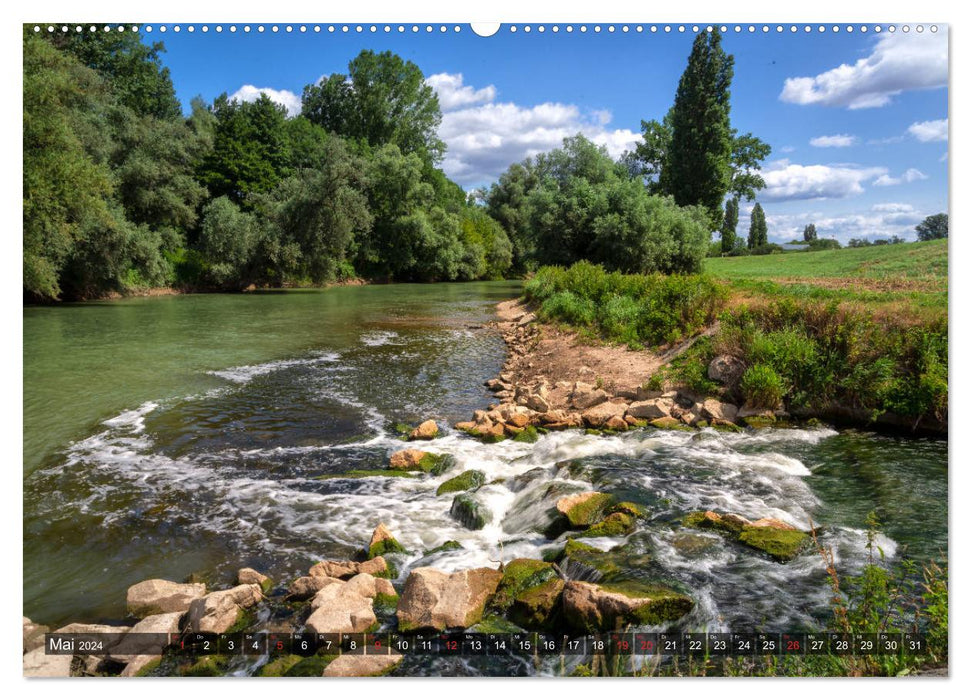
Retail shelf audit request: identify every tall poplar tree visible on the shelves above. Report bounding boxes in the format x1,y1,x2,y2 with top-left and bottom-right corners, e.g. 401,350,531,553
720,198,739,253
657,29,735,225
803,223,818,242
748,202,768,248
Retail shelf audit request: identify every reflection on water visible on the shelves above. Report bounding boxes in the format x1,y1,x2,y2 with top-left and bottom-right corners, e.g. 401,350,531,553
23,284,946,675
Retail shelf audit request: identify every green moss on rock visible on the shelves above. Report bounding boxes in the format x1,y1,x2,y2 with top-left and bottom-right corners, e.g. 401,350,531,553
492,559,559,612
436,470,486,496
561,492,613,528
467,613,524,635
738,526,809,562
449,493,492,530
284,654,338,676
418,452,454,475
424,540,463,556
650,417,691,430
258,654,303,677
512,425,540,443
369,537,406,559
608,501,646,519
562,540,621,578
182,655,229,677
578,512,635,538
598,582,695,626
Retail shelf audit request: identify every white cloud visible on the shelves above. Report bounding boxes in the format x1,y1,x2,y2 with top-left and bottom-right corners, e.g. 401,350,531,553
908,118,948,142
760,203,925,244
779,31,947,109
873,168,928,187
810,134,857,148
425,73,497,110
780,145,796,153
759,159,888,201
228,85,302,116
434,73,639,187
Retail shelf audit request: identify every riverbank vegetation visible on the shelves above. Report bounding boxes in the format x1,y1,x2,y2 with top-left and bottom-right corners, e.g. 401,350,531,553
524,255,947,430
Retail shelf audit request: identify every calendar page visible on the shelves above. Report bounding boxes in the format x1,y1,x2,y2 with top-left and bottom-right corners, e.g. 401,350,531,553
21,13,949,681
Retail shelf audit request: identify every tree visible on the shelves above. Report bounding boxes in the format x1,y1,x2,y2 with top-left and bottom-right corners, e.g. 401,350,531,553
915,213,948,241
198,93,292,206
49,28,182,120
198,196,258,287
656,29,735,224
748,202,768,248
803,223,818,242
302,50,445,163
720,198,739,253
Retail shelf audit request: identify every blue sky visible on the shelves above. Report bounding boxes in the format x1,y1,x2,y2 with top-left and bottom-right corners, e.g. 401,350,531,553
151,23,949,243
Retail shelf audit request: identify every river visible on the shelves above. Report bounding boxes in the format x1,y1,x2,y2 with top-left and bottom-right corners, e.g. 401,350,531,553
22,283,947,675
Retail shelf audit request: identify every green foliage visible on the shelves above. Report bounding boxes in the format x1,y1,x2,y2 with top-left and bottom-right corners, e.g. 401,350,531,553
525,262,728,347
720,198,738,253
915,213,948,241
747,202,768,248
807,238,841,251
487,135,713,276
198,197,258,287
739,363,785,407
803,223,818,242
302,49,445,164
658,30,735,223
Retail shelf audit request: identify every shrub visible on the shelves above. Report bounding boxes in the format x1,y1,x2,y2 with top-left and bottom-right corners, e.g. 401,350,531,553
539,291,597,327
739,363,785,408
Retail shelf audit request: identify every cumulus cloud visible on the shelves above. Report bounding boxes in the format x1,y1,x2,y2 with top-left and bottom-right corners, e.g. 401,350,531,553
228,85,302,116
433,73,639,187
779,31,947,109
810,134,857,148
873,168,928,187
426,73,497,110
760,203,925,244
908,118,948,142
759,159,888,201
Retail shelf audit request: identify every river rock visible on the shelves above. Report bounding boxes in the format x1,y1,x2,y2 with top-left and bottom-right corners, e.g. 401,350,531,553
23,617,48,653
186,584,262,634
627,398,674,420
23,646,72,677
288,575,343,601
556,491,612,527
322,653,404,677
700,399,739,423
111,611,183,672
389,448,429,470
581,401,629,428
737,402,779,418
562,580,693,632
450,492,493,530
490,559,564,630
408,420,439,440
126,579,206,617
750,517,797,530
343,573,397,600
396,567,504,632
572,384,609,410
305,584,377,635
368,523,406,558
604,416,628,431
437,469,486,496
309,556,389,580
237,567,271,591
524,392,551,413
708,355,746,386
455,420,477,432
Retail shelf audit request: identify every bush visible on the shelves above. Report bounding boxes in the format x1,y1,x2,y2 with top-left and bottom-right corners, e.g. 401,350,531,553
739,364,785,408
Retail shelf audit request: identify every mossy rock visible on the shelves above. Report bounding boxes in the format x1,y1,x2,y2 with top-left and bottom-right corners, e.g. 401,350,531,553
561,492,613,528
133,658,162,677
258,654,303,677
418,452,454,475
315,470,421,480
597,582,694,626
468,613,525,635
562,540,622,578
373,592,400,612
669,532,720,557
424,540,463,557
739,415,776,429
283,654,338,676
608,501,646,519
738,526,810,562
226,607,256,634
578,512,635,538
450,493,492,530
512,425,540,443
541,547,565,563
711,421,744,433
436,470,486,496
491,559,560,612
650,417,691,430
683,511,746,536
369,536,407,559
181,655,229,677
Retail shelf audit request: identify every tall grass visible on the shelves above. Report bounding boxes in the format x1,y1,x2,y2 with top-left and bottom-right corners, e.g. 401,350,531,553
523,262,728,347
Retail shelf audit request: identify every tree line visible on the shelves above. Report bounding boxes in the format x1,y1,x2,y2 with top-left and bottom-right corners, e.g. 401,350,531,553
24,31,513,301
25,28,787,301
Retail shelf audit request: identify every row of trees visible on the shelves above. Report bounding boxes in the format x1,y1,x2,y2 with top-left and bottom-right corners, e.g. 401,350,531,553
24,32,512,300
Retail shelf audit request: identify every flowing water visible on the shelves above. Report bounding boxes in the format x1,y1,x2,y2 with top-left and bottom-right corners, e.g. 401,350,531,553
23,283,947,676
